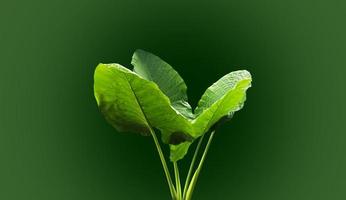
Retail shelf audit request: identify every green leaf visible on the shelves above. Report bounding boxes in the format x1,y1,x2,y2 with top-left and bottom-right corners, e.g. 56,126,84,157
131,49,194,119
94,63,193,139
192,70,252,136
169,141,192,162
169,70,252,161
131,49,196,161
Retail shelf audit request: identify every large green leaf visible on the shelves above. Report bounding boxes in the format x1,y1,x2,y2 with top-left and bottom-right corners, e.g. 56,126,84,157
94,63,193,140
169,70,252,161
131,49,194,119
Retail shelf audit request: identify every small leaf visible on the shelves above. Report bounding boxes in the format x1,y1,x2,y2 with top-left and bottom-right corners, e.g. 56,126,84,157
170,142,192,161
132,49,194,119
94,63,193,139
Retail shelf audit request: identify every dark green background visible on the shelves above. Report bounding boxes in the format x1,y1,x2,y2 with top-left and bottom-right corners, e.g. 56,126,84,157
1,0,345,199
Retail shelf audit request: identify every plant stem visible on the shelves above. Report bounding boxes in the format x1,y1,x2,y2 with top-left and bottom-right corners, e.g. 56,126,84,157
185,130,215,200
150,128,177,199
173,162,182,200
182,134,205,199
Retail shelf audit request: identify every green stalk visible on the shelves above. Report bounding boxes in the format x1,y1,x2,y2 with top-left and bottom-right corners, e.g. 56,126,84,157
185,130,216,200
182,134,205,199
174,162,182,200
150,128,177,199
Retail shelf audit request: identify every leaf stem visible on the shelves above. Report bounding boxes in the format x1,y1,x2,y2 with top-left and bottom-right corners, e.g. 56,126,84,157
174,162,182,200
182,134,205,199
185,130,215,200
150,128,177,199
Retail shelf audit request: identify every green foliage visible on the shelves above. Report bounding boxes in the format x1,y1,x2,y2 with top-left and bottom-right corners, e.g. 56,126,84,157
94,50,251,161
93,49,252,199
132,49,194,120
173,70,252,161
94,63,193,140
